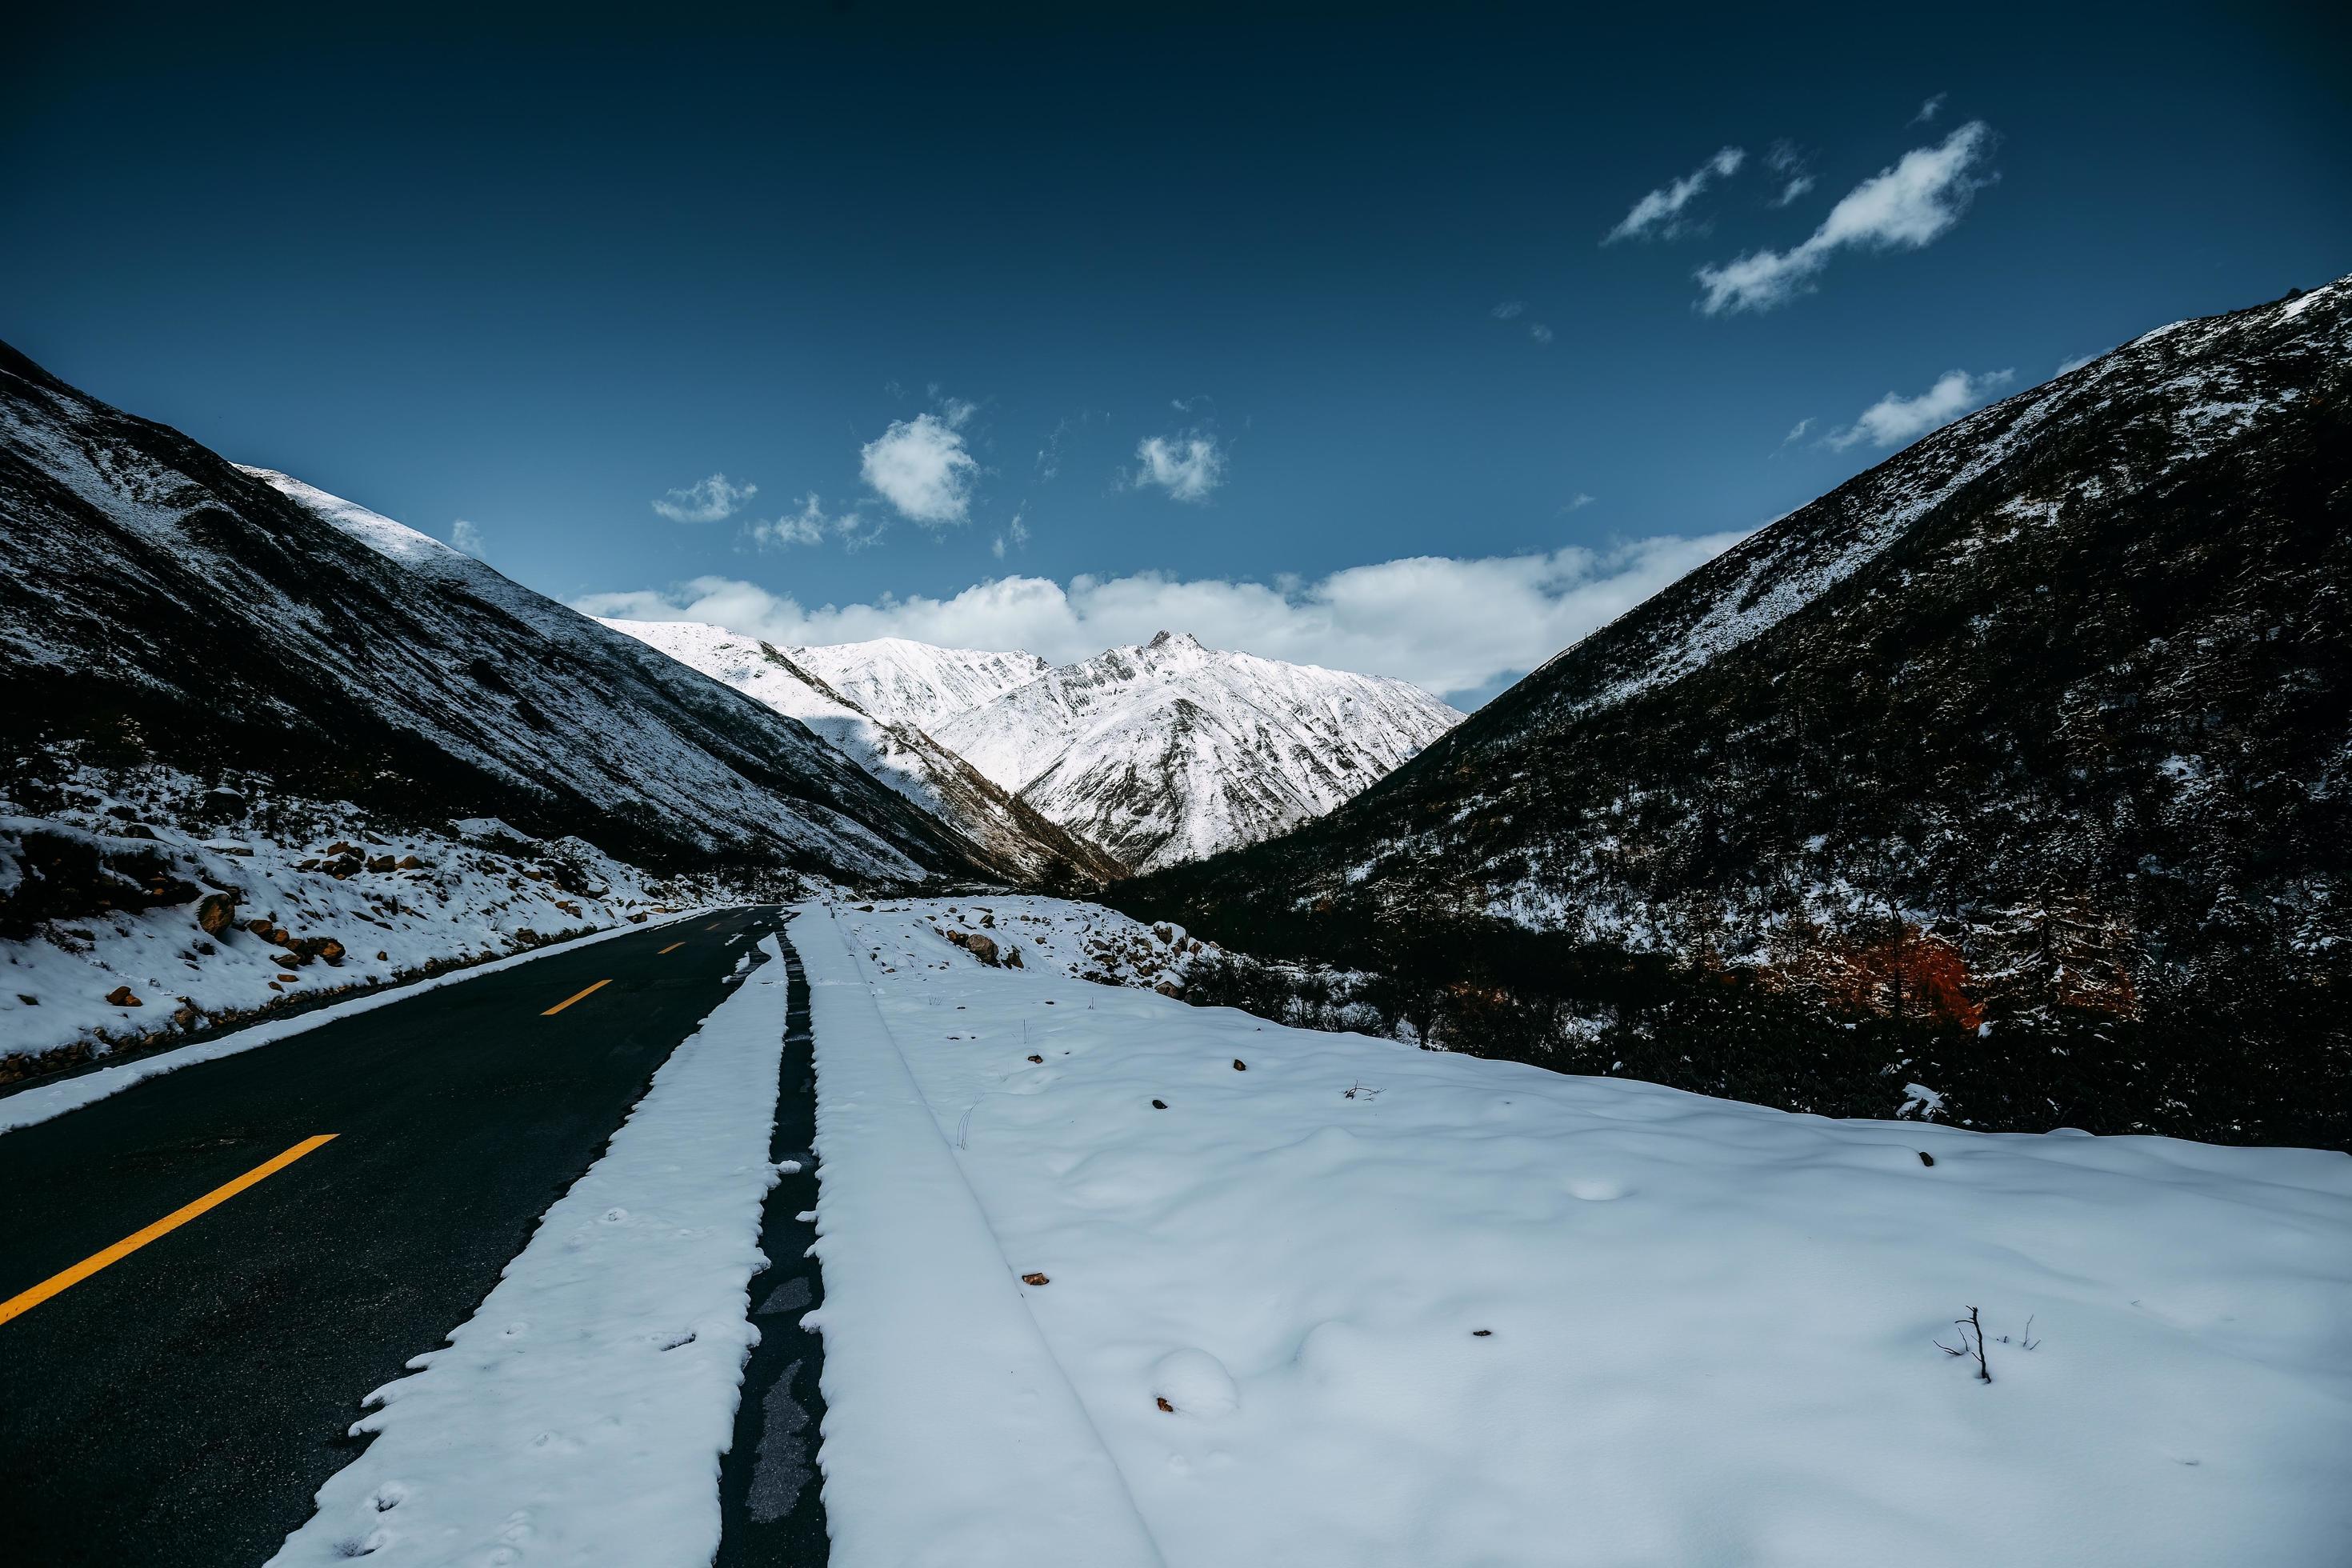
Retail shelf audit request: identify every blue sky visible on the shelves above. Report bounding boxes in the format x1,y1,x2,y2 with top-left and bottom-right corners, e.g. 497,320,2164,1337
8,2,2347,703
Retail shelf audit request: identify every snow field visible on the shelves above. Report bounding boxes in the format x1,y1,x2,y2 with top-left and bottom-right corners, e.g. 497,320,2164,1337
270,935,796,1567
814,896,2352,1567
797,902,1165,1568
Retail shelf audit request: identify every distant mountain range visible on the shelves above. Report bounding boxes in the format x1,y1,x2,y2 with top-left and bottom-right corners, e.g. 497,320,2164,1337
928,631,1461,871
609,626,1463,874
1115,278,2352,1148
594,620,1125,886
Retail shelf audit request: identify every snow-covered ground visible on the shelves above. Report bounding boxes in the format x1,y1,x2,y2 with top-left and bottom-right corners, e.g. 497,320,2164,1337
271,936,795,1567
805,896,2352,1567
0,760,738,1083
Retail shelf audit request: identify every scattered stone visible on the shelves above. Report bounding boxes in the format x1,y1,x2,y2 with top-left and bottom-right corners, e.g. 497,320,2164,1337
1152,1099,1168,1110
396,854,426,870
106,986,142,1007
197,891,239,935
1473,1329,1493,1338
1026,1054,1044,1064
366,854,397,874
376,950,389,961
1918,1151,1936,1167
1004,946,1023,969
1233,1058,1248,1071
943,930,1002,966
1021,1272,1050,1287
1155,1397,1174,1413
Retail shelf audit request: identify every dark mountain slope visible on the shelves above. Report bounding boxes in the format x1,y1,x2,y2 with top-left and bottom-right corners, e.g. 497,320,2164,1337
1117,279,2352,1146
0,342,1005,885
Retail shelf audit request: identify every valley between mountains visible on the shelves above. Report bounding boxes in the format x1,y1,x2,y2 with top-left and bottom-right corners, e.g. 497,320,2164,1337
1,278,2346,1568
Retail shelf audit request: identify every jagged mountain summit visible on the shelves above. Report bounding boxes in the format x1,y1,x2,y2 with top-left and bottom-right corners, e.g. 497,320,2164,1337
0,338,1004,888
1118,278,2352,1146
598,618,1125,887
929,630,1464,872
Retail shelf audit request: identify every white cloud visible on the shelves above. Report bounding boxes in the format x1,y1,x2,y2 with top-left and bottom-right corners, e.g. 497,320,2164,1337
1694,121,1994,314
2054,350,2100,377
1529,322,1554,345
861,409,977,525
1766,140,1815,206
1913,92,1948,125
450,518,486,557
1565,493,1596,511
1605,146,1746,244
1491,299,1526,320
652,473,757,523
1824,368,2014,450
1132,433,1226,503
746,493,865,550
574,533,1747,703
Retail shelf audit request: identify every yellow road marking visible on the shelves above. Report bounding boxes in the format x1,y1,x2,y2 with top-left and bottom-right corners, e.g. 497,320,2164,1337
0,1135,338,1327
542,978,612,1015
704,922,719,931
658,941,685,954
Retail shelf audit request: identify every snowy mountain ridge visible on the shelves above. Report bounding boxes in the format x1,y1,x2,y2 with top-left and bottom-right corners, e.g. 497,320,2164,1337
786,638,1049,734
598,619,1125,886
930,630,1463,872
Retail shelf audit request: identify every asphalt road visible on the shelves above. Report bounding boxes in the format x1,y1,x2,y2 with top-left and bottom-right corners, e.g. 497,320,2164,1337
0,906,809,1566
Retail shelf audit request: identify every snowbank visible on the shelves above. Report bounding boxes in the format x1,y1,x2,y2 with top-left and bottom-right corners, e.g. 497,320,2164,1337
270,935,796,1566
816,896,2352,1567
2,761,733,1079
797,902,1164,1568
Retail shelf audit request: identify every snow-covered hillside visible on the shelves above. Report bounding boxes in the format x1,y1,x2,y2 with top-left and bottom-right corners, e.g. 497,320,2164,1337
0,340,998,896
599,620,1123,887
931,632,1461,871
804,896,2352,1568
786,638,1047,734
0,758,718,1082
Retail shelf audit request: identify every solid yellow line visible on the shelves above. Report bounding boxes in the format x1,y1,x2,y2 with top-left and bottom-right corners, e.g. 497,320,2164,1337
0,1135,338,1327
542,978,612,1015
658,942,685,954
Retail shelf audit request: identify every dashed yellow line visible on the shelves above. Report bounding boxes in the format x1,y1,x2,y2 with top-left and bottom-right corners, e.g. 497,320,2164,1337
542,978,613,1016
704,922,720,931
658,941,685,954
1,1135,339,1326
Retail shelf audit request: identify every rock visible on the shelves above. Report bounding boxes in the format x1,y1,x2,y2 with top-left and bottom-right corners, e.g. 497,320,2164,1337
1152,1098,1168,1110
1026,1054,1044,1063
396,854,426,870
1233,1058,1248,1071
366,854,397,874
202,788,246,818
979,912,994,927
117,823,158,841
105,985,142,1007
1155,1397,1174,1413
246,917,274,937
943,930,1001,966
196,891,238,935
626,912,648,924
1004,946,1024,969
1155,981,1181,998
324,841,358,857
376,950,389,962
1918,1151,1936,1167
1021,1272,1050,1286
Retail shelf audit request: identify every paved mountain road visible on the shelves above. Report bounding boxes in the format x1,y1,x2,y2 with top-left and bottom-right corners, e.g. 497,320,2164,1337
0,906,811,1566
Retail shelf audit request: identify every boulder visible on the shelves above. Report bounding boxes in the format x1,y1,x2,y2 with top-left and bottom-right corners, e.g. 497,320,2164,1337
196,891,238,935
106,986,142,1007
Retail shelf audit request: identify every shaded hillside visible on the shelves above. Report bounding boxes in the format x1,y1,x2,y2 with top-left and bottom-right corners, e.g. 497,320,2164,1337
0,342,997,886
1116,279,2352,1147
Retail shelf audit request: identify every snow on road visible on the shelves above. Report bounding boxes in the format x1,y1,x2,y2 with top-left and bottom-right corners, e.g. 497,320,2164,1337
270,935,796,1567
809,895,2352,1567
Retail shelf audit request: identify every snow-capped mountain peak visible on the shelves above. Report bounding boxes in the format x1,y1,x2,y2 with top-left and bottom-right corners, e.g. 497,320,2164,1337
930,633,1463,871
